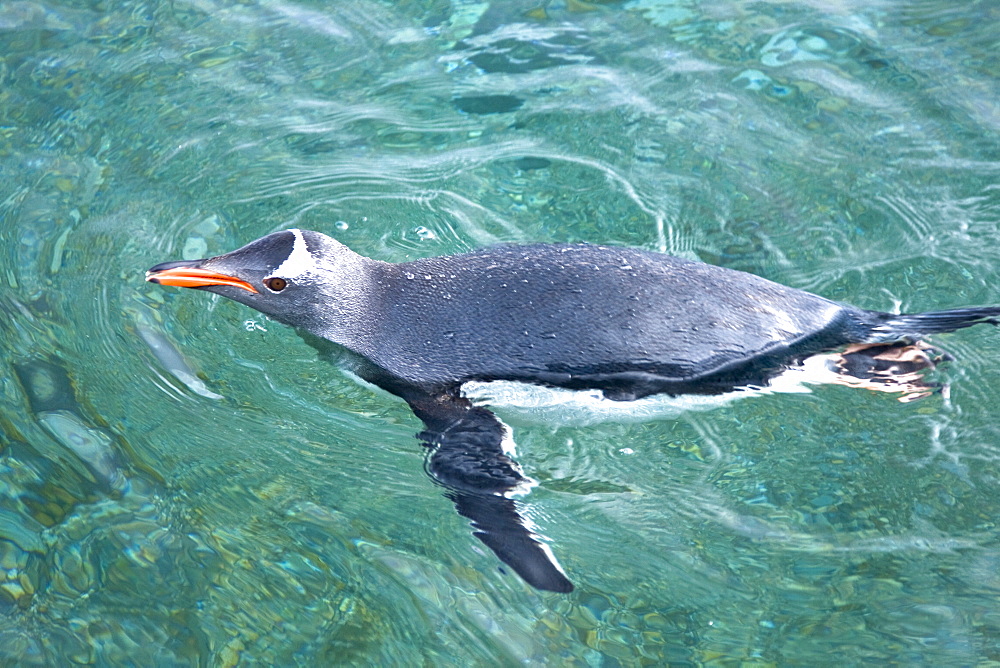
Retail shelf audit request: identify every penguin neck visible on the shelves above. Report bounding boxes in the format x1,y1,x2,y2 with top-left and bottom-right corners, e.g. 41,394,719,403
305,254,392,357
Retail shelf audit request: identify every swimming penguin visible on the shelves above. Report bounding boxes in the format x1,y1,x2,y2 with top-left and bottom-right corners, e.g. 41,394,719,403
146,229,1000,592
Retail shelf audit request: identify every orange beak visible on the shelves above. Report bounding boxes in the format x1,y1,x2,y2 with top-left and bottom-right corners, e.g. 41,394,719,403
145,263,259,294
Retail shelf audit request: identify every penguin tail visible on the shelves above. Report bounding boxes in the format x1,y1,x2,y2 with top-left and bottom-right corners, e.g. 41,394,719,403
865,306,1000,342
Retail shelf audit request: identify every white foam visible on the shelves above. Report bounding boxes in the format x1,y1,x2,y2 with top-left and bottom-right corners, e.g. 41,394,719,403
460,380,751,427
341,351,856,429
460,358,842,428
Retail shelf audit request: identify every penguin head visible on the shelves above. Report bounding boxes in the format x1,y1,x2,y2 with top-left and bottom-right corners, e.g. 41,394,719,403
146,229,370,334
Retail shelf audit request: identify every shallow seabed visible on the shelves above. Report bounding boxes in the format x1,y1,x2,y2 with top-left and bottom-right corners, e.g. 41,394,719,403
2,0,1000,664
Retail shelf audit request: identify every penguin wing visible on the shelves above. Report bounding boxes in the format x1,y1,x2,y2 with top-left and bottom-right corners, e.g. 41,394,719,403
406,392,574,593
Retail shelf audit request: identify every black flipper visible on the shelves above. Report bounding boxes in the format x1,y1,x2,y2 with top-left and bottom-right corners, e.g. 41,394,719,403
296,334,574,591
407,392,574,593
448,492,573,593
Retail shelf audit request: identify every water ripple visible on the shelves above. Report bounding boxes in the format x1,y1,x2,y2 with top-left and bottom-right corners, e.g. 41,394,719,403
2,0,999,663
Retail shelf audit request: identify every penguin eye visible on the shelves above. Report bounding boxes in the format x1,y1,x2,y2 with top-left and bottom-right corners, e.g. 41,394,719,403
264,277,288,292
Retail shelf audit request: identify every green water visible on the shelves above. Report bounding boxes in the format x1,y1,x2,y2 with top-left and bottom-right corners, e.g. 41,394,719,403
1,0,999,664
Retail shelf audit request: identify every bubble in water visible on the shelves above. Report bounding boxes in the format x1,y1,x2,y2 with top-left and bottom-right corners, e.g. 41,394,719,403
414,226,436,241
335,221,349,230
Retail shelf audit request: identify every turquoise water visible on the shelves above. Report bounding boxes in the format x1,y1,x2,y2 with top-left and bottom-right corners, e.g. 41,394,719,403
1,0,999,663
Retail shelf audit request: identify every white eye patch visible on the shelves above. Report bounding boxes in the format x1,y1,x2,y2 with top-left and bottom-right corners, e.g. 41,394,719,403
271,228,316,280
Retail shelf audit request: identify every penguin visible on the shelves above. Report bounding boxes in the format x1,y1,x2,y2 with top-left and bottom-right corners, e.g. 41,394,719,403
146,228,1000,592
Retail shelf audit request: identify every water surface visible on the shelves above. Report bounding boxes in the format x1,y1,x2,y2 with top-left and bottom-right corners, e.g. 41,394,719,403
1,0,999,664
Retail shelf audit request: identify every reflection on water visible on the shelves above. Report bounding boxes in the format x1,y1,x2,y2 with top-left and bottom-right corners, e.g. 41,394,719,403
1,0,999,663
